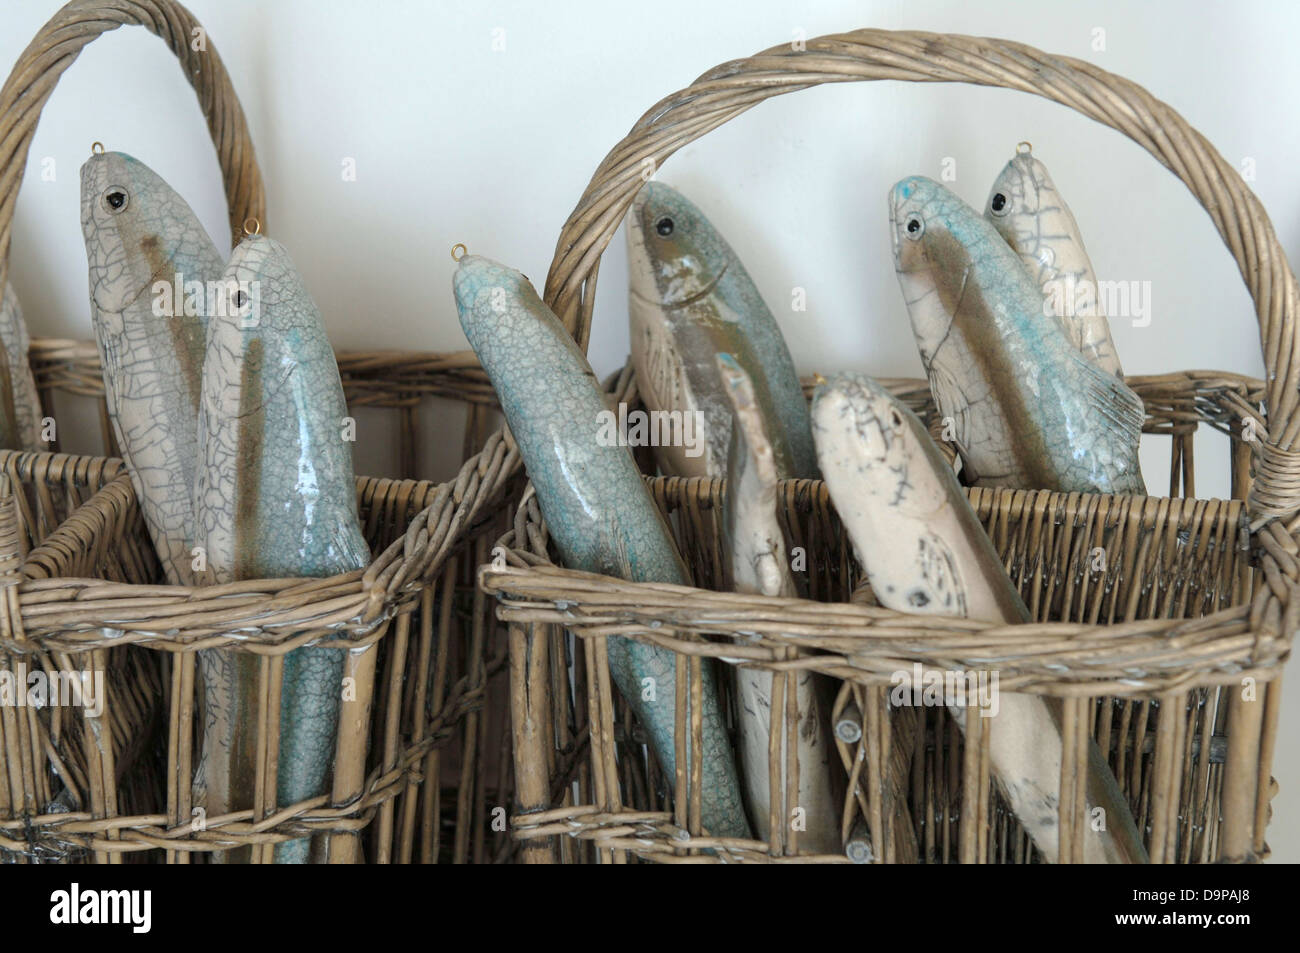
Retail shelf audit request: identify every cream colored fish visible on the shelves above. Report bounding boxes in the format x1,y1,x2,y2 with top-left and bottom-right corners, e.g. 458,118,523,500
985,145,1124,377
813,373,1148,864
80,150,225,585
0,283,45,451
718,353,839,854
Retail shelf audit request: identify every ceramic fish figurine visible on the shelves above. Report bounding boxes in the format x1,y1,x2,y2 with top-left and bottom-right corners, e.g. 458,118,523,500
890,176,1145,495
195,234,369,864
80,150,224,584
0,283,45,450
627,181,817,480
717,353,839,853
812,372,1149,864
455,253,749,840
985,145,1124,377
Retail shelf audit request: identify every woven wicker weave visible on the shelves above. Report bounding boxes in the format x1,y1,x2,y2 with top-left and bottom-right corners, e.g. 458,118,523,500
0,0,522,863
476,30,1294,863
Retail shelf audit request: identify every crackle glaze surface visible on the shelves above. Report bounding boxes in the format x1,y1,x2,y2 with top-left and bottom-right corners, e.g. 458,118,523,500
455,254,749,840
718,353,839,853
0,283,44,451
985,149,1124,377
890,176,1144,495
195,235,368,864
627,181,816,480
80,151,223,585
813,373,1148,864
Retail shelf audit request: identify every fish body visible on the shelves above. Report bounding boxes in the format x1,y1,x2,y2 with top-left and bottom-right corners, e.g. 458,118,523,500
985,147,1123,377
812,373,1148,864
717,353,839,853
455,254,749,840
890,176,1144,495
80,151,224,584
627,181,816,479
0,283,45,450
195,235,369,863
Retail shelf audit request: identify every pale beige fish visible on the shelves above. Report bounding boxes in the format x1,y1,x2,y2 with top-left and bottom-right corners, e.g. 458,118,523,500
986,145,1124,377
79,150,224,585
0,282,45,450
813,373,1148,864
718,353,839,854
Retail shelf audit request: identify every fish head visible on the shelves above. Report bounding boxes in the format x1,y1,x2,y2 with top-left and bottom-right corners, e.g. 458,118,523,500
812,373,949,521
627,181,729,308
890,176,988,363
80,151,212,314
452,254,544,324
219,234,299,328
985,151,1054,261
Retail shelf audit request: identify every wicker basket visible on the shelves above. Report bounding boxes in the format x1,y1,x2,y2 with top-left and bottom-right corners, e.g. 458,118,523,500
0,0,522,863
477,30,1293,863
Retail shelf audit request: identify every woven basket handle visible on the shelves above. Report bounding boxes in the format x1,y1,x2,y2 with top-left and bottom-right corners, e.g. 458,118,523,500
0,0,265,291
541,29,1300,524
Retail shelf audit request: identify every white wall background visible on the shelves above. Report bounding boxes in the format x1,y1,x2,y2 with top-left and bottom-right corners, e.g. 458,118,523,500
2,0,1295,860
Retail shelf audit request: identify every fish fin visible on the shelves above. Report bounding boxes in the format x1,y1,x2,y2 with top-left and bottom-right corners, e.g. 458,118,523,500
926,359,982,482
1063,348,1144,438
1059,349,1147,492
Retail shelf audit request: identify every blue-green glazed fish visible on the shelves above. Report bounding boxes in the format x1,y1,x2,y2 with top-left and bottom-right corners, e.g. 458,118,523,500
0,283,45,450
195,235,369,863
80,150,223,585
627,181,816,480
890,176,1145,495
455,254,749,840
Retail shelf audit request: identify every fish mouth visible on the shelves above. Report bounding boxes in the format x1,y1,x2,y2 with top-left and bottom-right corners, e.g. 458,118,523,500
628,257,728,309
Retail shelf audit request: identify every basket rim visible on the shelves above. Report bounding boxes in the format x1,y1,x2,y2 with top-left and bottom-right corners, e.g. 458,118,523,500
0,439,521,651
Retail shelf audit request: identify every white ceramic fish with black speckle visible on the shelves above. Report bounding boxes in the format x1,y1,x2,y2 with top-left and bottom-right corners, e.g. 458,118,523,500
718,352,839,853
455,254,749,840
891,176,1145,495
986,146,1124,377
813,372,1148,864
195,234,369,864
80,151,223,584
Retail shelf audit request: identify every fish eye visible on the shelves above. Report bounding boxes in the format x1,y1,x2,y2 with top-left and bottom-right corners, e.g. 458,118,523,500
102,187,129,213
904,214,924,239
655,217,674,237
989,192,1009,215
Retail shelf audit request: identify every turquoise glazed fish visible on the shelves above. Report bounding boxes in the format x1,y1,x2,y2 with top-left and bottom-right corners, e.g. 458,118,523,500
195,234,369,863
890,176,1145,495
455,254,749,841
985,145,1124,377
812,373,1148,863
80,150,224,584
627,181,816,480
0,283,45,450
718,353,839,853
